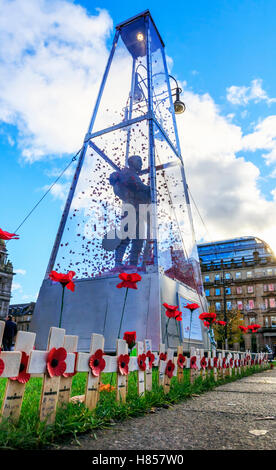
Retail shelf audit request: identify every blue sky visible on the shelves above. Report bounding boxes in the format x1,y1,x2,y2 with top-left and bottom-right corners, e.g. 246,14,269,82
1,0,276,304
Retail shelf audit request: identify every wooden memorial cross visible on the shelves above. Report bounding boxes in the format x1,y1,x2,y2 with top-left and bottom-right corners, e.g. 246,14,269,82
137,341,145,396
58,335,78,406
163,348,174,394
228,353,233,377
27,327,75,424
176,345,185,383
218,352,223,380
116,338,128,402
189,347,198,384
144,339,153,392
199,349,206,381
158,343,166,386
0,322,24,423
212,349,217,382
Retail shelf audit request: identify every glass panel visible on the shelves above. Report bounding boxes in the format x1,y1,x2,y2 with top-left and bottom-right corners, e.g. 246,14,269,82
271,316,276,327
215,288,220,296
215,302,221,311
247,286,254,293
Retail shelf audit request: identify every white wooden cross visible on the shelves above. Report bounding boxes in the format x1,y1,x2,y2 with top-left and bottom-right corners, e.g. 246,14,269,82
58,334,78,406
27,327,75,424
158,343,166,386
176,345,184,383
1,329,35,423
116,338,128,402
163,348,174,394
212,349,217,381
137,341,145,396
199,349,206,381
144,339,153,392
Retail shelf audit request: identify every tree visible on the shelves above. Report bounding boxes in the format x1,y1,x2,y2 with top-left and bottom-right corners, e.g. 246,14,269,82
213,309,244,349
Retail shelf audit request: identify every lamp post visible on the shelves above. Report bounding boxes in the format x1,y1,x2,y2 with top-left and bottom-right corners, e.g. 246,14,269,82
214,268,233,349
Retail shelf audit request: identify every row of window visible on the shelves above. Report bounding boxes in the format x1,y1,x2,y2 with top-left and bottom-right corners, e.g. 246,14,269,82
205,284,276,296
211,297,276,311
204,268,276,283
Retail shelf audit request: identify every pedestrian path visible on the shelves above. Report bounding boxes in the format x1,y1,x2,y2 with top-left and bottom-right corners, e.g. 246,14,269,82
60,368,276,450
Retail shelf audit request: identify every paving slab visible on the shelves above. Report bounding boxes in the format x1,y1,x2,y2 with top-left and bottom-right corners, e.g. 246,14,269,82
58,368,276,451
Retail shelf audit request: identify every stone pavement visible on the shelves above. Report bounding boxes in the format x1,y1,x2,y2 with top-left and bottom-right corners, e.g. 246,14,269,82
60,367,276,450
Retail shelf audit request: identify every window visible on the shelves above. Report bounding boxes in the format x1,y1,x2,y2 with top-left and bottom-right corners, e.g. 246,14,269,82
236,286,243,294
226,301,232,310
264,285,268,292
247,286,254,294
271,317,276,327
225,273,231,280
215,274,220,281
215,288,221,296
265,317,269,327
237,301,243,310
205,289,210,297
248,299,255,310
265,299,268,309
225,287,231,295
249,316,256,324
268,284,275,292
247,271,252,278
269,298,276,308
204,275,210,282
215,302,221,311
267,268,273,276
235,272,241,279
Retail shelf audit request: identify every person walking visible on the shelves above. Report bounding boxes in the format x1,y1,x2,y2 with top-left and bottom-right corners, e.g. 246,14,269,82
2,315,17,351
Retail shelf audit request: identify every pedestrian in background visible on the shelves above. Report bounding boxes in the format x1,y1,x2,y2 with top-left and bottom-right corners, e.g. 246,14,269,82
2,315,17,351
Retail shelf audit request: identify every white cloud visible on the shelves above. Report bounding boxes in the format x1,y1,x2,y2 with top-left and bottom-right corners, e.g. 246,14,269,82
0,0,113,161
242,115,276,165
226,79,276,106
11,282,23,292
14,269,27,275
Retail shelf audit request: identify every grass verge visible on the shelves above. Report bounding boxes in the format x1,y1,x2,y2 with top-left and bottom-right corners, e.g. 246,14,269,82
0,365,271,450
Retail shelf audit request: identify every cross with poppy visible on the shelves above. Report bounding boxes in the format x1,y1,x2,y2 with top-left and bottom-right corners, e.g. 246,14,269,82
163,348,175,394
199,349,207,381
28,327,68,424
144,339,155,392
85,334,105,410
116,338,128,403
212,349,218,382
137,341,145,397
176,345,185,383
1,329,35,423
58,335,78,407
158,343,166,387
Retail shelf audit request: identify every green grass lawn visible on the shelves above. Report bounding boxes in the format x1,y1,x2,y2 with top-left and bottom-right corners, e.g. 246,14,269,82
0,365,270,450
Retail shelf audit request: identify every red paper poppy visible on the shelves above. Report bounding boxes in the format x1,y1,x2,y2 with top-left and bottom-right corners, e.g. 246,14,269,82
175,310,182,322
117,354,130,375
229,358,234,367
165,360,175,378
238,325,248,333
200,356,207,369
177,354,186,369
222,357,227,369
234,359,238,368
63,352,78,378
137,353,147,371
10,351,30,384
208,358,212,370
49,270,76,291
215,320,227,326
116,272,142,289
159,352,167,361
251,358,254,366
123,331,136,349
163,303,179,318
0,228,19,240
47,347,67,377
190,356,197,369
204,320,210,328
89,349,106,377
185,303,200,311
213,357,218,368
199,312,216,324
0,357,5,376
146,351,155,369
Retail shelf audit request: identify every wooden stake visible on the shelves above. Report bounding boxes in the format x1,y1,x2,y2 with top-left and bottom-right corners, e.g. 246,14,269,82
177,345,184,383
116,338,128,402
137,341,145,397
158,343,166,387
163,348,174,394
1,331,35,423
144,339,152,392
84,334,104,410
58,335,78,406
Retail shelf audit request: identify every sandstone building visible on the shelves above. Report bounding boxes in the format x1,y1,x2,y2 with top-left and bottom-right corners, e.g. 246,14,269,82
0,239,14,318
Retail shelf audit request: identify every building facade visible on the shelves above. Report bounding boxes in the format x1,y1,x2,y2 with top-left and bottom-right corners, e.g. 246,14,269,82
0,240,13,318
197,237,276,353
9,303,35,332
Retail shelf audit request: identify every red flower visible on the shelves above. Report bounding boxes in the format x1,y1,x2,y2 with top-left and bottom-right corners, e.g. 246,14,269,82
204,320,210,328
159,352,167,361
47,347,67,377
215,320,227,326
49,270,76,291
208,358,212,369
247,324,261,333
165,360,175,378
116,272,142,289
213,357,218,368
200,356,207,369
222,357,227,369
0,228,19,240
163,303,179,318
89,349,106,377
190,356,197,369
123,331,136,349
175,310,182,321
117,354,130,375
146,350,155,369
185,303,199,311
234,359,238,368
137,353,147,371
63,352,78,378
0,356,5,376
238,325,248,333
229,358,234,367
199,312,216,324
177,354,186,369
10,352,30,384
